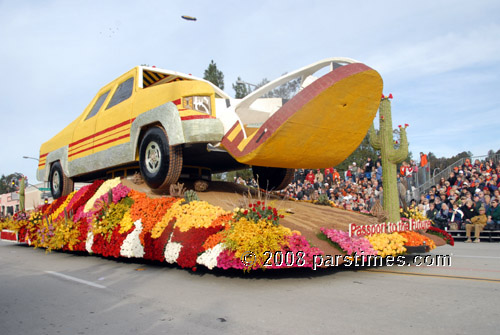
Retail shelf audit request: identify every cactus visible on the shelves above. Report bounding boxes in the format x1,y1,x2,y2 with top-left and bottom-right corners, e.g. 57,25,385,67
369,96,408,223
316,194,331,206
184,189,199,203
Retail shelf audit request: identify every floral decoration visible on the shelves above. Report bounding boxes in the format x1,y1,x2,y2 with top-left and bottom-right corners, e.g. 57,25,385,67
367,233,407,257
425,226,455,246
320,228,378,260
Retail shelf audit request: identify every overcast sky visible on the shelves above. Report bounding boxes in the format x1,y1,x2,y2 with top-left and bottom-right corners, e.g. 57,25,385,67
1,0,499,184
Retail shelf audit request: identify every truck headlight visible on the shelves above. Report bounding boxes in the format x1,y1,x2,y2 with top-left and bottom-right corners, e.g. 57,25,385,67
183,96,212,114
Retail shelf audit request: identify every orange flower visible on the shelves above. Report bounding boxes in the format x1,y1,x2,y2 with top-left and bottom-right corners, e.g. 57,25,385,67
400,231,436,249
128,190,180,244
202,213,233,250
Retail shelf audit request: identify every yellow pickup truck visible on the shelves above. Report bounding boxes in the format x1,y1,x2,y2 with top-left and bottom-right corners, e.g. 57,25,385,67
38,58,382,198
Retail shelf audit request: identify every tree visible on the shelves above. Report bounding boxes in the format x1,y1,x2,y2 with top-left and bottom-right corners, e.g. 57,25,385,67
335,134,378,175
0,173,24,194
232,76,250,98
254,74,301,99
203,60,224,90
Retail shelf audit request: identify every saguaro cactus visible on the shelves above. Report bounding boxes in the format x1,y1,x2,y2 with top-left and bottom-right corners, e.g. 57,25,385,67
369,95,408,223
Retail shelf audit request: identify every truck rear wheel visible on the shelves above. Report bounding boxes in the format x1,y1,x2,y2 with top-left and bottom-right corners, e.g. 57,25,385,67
50,161,74,199
252,166,294,191
139,127,182,193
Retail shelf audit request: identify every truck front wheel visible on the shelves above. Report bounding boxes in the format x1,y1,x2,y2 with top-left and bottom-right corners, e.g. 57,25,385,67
139,127,183,192
49,161,74,199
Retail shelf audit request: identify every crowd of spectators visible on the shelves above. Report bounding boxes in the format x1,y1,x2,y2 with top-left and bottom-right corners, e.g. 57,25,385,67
235,155,500,232
417,158,500,231
279,156,386,213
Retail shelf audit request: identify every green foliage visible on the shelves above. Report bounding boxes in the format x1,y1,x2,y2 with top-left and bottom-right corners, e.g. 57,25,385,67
184,190,199,203
316,232,344,253
0,172,23,194
213,168,253,182
254,74,301,99
233,201,284,226
335,134,378,174
203,60,224,90
232,76,250,98
428,151,472,171
316,194,331,206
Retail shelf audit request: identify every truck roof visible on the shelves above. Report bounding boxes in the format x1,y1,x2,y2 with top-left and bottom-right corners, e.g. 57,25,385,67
138,65,231,99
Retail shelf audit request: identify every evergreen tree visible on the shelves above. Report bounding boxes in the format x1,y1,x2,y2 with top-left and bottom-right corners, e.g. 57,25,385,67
232,76,250,98
203,60,224,90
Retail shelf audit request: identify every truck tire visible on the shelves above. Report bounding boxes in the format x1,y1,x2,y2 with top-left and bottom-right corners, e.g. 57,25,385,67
139,127,182,192
50,161,74,199
252,166,294,191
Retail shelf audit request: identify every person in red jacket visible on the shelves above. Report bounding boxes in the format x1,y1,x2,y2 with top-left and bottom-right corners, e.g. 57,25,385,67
420,152,429,184
305,170,315,184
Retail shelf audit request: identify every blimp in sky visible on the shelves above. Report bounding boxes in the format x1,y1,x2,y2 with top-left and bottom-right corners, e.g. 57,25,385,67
181,15,197,21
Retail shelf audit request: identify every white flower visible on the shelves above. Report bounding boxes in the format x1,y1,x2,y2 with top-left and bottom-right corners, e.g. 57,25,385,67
120,219,144,258
85,231,94,253
196,244,225,270
164,242,182,264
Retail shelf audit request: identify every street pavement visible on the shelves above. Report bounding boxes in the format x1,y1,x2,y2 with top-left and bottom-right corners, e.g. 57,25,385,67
1,240,499,335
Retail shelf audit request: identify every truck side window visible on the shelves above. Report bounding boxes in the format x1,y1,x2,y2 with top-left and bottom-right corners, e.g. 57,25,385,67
106,77,134,110
85,90,110,120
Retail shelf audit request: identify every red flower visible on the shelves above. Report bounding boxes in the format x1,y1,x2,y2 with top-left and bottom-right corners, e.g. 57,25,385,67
249,203,253,208
405,123,409,127
398,125,402,128
388,93,393,99
381,94,385,99
243,210,248,215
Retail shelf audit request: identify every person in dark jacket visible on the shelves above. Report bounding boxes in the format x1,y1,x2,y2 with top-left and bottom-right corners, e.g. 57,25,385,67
461,200,478,225
426,202,438,225
487,198,500,226
434,203,451,230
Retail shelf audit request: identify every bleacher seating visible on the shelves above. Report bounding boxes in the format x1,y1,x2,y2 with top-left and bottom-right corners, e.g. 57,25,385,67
448,229,500,242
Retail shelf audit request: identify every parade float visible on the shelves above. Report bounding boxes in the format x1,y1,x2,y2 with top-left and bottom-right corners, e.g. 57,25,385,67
0,176,452,271
1,58,452,271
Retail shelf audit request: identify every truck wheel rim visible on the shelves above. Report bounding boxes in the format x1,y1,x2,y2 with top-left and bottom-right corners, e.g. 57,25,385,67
145,141,161,174
53,171,60,193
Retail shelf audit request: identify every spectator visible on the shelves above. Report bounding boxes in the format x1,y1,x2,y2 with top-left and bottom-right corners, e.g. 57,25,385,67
434,203,450,230
426,202,438,224
449,202,464,229
434,197,442,211
461,200,478,226
332,168,340,182
417,204,427,217
465,207,487,243
448,172,457,187
305,170,315,184
420,152,429,183
364,157,374,180
487,198,500,227
314,169,324,187
375,161,382,183
350,163,357,182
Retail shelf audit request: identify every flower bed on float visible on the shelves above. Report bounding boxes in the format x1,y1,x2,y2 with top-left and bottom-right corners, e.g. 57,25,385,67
0,178,450,271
